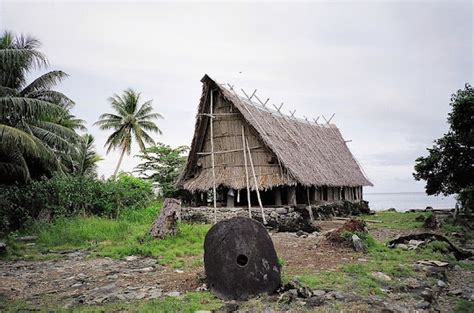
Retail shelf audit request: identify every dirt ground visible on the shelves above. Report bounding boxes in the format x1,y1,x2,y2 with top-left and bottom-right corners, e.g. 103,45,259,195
0,219,472,312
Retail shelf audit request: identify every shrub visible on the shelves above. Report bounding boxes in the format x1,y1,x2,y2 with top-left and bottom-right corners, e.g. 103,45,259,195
0,174,153,235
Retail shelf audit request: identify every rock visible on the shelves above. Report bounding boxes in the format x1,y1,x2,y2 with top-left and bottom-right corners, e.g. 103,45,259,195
275,207,287,214
311,289,326,297
0,242,6,253
305,295,325,307
437,280,447,288
423,214,440,229
195,283,208,291
415,301,430,309
420,289,434,302
387,208,397,212
37,209,52,223
17,235,37,242
150,198,181,239
220,302,239,312
204,217,281,300
165,291,181,297
397,243,409,250
407,239,425,250
371,272,392,282
448,289,463,296
352,234,364,252
296,230,307,237
174,269,184,274
125,255,139,262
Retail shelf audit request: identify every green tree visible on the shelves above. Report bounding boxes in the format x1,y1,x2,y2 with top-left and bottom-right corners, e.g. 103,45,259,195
73,134,103,177
134,143,188,197
94,89,163,177
414,83,474,211
0,31,83,183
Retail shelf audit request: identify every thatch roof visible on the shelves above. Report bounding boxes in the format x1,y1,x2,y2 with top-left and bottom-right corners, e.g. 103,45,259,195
179,75,372,191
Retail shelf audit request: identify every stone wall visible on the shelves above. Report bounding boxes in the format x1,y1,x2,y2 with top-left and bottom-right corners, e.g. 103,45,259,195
181,200,370,232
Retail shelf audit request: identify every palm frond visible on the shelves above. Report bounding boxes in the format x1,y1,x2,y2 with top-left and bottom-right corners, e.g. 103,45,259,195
21,70,68,95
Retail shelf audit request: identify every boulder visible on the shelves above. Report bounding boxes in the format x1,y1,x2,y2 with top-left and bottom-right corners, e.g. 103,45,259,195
204,217,281,300
150,198,181,239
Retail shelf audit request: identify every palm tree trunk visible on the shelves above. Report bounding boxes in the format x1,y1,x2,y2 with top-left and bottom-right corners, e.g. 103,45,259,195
113,147,126,178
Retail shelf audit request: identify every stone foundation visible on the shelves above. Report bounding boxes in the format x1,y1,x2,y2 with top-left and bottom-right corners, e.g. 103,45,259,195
181,200,369,232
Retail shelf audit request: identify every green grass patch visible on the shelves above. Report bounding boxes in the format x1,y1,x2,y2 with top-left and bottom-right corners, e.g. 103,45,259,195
361,211,429,230
455,299,474,313
1,204,210,268
1,292,222,313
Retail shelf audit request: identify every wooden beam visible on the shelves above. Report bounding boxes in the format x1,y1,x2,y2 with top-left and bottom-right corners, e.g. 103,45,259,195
242,126,252,218
209,90,217,223
246,137,266,224
197,146,262,156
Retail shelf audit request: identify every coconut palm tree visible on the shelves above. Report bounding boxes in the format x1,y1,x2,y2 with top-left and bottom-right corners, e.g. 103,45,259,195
0,31,83,183
73,134,103,177
94,89,163,177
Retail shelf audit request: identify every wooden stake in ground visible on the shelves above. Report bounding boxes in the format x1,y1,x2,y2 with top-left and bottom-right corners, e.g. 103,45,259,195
242,126,252,218
209,89,217,224
150,198,181,239
246,138,267,224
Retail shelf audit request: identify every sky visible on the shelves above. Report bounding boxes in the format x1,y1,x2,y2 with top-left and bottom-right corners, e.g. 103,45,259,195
1,0,472,193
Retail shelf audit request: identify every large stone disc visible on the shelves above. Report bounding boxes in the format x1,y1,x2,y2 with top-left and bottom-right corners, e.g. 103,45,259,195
204,217,281,300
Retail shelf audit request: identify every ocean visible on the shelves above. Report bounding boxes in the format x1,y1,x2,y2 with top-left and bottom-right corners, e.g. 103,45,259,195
364,192,457,211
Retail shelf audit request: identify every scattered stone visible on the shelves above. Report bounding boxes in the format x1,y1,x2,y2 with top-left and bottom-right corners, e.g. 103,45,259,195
275,207,287,214
371,272,392,282
449,289,463,296
420,289,434,302
220,302,239,312
296,230,307,237
17,236,37,242
195,283,208,291
326,219,367,243
387,208,397,212
397,243,409,250
437,280,447,288
174,269,184,274
124,255,139,262
417,260,449,267
71,282,83,288
352,234,364,252
165,291,181,297
311,289,326,297
415,301,430,309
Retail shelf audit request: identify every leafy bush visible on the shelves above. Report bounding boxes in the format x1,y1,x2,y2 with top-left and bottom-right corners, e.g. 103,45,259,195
0,174,153,234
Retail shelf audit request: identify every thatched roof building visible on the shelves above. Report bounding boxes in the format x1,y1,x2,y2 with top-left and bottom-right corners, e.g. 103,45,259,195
178,75,372,208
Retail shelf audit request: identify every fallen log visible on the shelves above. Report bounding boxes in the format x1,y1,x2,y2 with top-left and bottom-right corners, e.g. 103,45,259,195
388,233,473,260
333,217,383,224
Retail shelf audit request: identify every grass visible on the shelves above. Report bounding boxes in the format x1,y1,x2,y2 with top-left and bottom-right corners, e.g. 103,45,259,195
1,292,222,313
361,211,430,230
2,203,210,268
296,228,456,296
455,299,474,313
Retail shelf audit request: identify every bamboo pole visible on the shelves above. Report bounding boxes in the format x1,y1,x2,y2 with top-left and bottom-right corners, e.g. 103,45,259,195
210,90,217,224
246,138,267,224
242,126,252,218
306,187,314,221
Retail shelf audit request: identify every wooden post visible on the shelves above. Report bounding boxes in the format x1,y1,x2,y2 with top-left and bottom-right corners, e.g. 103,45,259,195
310,186,317,204
210,90,217,223
227,188,235,208
246,138,266,224
242,126,251,218
274,188,282,206
287,186,296,206
306,187,314,221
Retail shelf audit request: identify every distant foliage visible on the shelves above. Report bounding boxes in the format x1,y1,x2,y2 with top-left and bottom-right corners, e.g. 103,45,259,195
0,174,153,234
134,143,189,198
414,84,473,212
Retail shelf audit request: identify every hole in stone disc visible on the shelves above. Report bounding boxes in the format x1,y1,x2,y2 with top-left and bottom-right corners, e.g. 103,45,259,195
236,254,248,267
